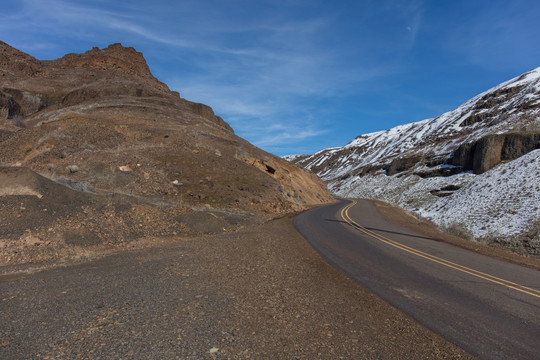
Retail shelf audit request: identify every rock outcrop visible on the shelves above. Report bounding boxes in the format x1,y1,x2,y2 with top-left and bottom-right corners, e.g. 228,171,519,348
54,43,155,78
450,133,539,174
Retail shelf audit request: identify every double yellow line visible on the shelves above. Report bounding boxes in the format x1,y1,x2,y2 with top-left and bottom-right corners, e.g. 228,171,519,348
340,200,540,300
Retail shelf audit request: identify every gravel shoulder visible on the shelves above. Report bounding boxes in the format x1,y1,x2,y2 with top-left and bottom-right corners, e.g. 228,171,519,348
370,199,540,271
1,213,472,359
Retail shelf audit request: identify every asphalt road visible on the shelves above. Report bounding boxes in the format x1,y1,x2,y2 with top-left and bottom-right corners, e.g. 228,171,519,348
295,199,540,360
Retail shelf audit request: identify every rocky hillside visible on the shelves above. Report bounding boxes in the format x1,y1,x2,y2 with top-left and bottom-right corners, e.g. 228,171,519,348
0,41,332,266
286,68,540,255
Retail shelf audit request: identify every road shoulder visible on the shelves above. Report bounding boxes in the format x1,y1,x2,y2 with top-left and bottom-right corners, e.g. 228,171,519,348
369,199,540,271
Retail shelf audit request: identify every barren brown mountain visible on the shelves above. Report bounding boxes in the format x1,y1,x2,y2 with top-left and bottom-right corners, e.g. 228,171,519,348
0,42,332,266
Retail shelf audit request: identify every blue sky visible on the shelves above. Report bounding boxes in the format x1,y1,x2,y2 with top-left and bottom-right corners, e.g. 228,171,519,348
1,0,539,156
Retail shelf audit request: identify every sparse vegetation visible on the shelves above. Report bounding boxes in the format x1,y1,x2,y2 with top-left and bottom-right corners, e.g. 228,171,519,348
38,92,64,110
445,223,474,241
11,114,27,128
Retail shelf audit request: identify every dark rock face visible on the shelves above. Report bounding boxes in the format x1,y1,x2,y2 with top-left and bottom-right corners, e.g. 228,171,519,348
450,133,540,174
502,134,540,160
0,91,19,118
450,143,475,171
386,155,422,176
472,135,506,174
0,88,43,118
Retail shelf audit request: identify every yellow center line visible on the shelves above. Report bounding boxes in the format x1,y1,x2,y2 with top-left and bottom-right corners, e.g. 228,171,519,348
340,200,540,299
342,201,540,295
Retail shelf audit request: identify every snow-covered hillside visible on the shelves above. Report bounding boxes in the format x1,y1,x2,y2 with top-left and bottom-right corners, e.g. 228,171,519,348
294,67,540,181
287,67,540,255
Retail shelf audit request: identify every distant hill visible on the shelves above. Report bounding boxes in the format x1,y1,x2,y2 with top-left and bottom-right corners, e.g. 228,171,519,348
286,68,540,256
0,41,332,266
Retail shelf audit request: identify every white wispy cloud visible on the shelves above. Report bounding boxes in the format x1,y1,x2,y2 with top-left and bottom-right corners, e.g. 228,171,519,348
254,128,329,148
442,1,540,71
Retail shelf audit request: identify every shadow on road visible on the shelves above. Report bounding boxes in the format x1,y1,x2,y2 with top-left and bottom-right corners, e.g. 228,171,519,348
325,219,350,225
364,227,438,242
325,219,438,242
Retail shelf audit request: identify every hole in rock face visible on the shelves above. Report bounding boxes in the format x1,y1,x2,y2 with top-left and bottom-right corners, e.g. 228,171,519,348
265,165,276,175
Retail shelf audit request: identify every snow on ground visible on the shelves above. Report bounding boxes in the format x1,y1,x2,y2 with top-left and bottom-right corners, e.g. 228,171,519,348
422,150,540,240
332,150,540,244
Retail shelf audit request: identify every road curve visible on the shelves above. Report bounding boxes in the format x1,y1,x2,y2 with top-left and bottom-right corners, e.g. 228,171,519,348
294,199,540,360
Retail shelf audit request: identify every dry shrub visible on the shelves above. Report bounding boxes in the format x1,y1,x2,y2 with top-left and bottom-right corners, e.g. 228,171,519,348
12,115,27,128
445,223,474,241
